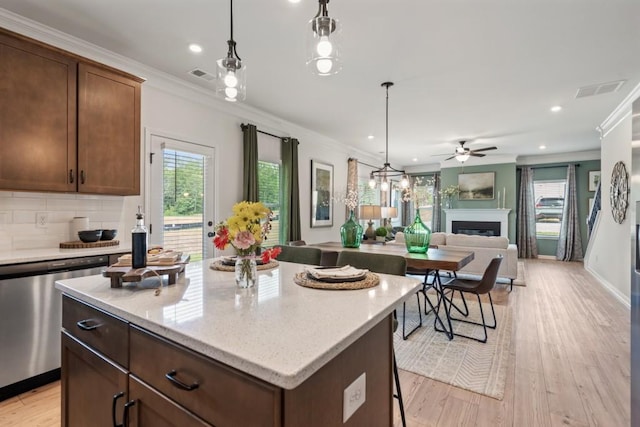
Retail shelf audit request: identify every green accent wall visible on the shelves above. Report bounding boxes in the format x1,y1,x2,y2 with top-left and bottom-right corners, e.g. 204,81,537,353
440,163,517,242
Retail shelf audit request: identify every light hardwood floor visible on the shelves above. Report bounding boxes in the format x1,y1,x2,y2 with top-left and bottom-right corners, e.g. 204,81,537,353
0,259,630,426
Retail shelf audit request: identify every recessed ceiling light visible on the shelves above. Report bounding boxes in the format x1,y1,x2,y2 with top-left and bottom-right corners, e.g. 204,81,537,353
288,0,301,3
367,135,374,140
412,157,418,162
539,145,546,150
189,44,203,53
550,105,562,112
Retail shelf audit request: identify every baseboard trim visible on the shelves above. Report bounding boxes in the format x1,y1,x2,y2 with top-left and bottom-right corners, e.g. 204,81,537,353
585,266,630,309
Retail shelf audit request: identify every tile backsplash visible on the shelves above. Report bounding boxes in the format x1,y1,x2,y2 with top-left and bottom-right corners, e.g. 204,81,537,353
0,191,136,251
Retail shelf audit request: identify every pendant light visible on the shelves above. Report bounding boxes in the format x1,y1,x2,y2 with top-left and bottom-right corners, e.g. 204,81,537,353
216,0,246,102
368,82,410,191
307,0,342,76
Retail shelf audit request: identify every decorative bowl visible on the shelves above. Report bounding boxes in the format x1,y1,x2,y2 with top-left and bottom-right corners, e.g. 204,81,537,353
100,229,118,241
78,230,102,243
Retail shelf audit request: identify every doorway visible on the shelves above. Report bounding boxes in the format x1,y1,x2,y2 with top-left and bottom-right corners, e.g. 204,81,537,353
149,134,215,261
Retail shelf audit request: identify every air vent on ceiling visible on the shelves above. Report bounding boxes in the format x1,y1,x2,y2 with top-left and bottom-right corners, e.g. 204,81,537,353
189,68,215,81
575,80,626,98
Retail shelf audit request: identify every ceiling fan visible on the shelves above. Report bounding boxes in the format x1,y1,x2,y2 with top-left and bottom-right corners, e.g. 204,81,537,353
441,140,498,162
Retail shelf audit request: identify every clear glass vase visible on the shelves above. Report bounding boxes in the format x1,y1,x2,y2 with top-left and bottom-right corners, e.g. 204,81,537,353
404,208,431,253
235,254,257,288
340,210,363,248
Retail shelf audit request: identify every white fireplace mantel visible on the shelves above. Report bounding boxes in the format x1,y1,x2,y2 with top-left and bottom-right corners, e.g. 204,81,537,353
444,209,511,237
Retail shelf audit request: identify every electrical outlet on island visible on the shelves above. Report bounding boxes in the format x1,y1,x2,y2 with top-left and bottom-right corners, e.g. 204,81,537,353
343,372,366,423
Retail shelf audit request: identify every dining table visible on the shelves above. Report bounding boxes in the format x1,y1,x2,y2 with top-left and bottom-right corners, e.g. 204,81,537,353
308,242,475,340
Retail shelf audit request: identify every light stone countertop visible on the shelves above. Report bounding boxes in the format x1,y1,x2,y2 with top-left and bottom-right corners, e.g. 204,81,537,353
55,259,422,389
0,245,131,265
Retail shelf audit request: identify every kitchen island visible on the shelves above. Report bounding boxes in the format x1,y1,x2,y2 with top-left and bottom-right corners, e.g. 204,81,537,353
55,259,421,426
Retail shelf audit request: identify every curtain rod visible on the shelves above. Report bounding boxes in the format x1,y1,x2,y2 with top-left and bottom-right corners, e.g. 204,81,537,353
518,163,580,170
348,157,379,170
240,123,285,140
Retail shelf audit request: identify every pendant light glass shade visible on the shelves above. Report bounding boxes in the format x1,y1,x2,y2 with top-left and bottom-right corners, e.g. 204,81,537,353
216,54,246,102
217,0,246,102
306,0,342,76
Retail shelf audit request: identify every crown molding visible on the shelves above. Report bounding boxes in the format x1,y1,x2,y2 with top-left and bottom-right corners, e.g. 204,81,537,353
598,81,640,138
517,149,600,166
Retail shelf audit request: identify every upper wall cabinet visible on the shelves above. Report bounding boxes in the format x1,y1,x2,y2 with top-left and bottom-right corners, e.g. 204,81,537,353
78,63,141,195
0,29,143,196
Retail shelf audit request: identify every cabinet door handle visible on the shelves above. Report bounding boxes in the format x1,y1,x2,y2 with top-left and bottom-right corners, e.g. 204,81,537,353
69,169,74,184
80,170,86,184
112,392,125,427
123,400,136,427
165,370,199,391
76,319,101,331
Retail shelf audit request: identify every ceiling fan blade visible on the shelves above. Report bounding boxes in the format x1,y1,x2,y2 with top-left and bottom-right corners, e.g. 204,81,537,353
444,155,456,161
469,152,486,157
470,146,497,153
431,153,453,157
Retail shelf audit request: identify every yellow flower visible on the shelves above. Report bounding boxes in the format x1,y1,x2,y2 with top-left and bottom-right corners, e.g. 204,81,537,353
216,201,273,253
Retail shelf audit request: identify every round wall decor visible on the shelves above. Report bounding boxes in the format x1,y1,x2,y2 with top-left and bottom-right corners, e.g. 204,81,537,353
609,161,629,224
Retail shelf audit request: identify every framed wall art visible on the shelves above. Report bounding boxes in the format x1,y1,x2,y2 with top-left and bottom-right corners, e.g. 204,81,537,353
310,159,334,227
588,170,601,192
458,172,495,200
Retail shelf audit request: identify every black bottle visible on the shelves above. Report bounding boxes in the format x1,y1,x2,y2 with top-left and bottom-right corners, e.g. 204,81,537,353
131,207,148,268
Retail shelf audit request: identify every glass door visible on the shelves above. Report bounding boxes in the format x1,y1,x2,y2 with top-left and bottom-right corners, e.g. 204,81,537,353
149,135,215,261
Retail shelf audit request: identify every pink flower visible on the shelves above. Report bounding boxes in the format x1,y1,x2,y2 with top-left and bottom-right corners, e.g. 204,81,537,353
233,231,256,250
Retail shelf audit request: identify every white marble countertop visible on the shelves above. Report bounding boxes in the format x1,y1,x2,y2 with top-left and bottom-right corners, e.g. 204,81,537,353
55,259,421,389
0,245,131,265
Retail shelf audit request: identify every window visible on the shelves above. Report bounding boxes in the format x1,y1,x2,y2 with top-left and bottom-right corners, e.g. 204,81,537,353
258,160,281,247
533,180,566,239
161,149,206,261
405,175,434,229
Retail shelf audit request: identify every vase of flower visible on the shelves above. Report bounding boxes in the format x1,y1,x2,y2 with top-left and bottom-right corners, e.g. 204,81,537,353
404,208,431,253
340,209,363,248
235,253,258,288
213,201,282,288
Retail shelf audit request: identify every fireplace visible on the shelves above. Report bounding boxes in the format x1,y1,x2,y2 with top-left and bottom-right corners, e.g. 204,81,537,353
452,221,500,237
444,208,511,238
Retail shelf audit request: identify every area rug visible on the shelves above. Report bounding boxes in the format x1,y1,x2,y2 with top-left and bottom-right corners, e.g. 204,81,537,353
454,260,526,287
394,295,513,400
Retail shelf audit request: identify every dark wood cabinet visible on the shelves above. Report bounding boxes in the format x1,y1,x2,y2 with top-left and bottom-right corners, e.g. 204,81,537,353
130,325,281,427
0,31,77,192
78,63,141,195
61,295,393,427
0,28,142,196
128,376,212,427
61,332,128,427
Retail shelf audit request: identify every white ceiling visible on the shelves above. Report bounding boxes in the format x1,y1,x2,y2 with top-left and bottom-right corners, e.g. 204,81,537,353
2,0,639,167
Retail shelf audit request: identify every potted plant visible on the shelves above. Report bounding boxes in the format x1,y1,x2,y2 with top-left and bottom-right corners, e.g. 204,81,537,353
375,226,388,242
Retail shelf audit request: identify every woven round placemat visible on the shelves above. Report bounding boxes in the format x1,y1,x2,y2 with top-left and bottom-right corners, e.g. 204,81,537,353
293,271,379,290
210,259,279,272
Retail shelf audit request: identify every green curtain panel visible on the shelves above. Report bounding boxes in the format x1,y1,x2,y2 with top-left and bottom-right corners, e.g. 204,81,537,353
241,124,259,202
281,137,301,242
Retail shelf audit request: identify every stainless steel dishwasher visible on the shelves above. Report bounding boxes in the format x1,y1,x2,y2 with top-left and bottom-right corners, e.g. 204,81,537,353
0,255,109,401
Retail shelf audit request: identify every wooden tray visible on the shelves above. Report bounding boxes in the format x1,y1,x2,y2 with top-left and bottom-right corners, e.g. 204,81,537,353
110,253,188,267
103,254,190,288
60,240,120,249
